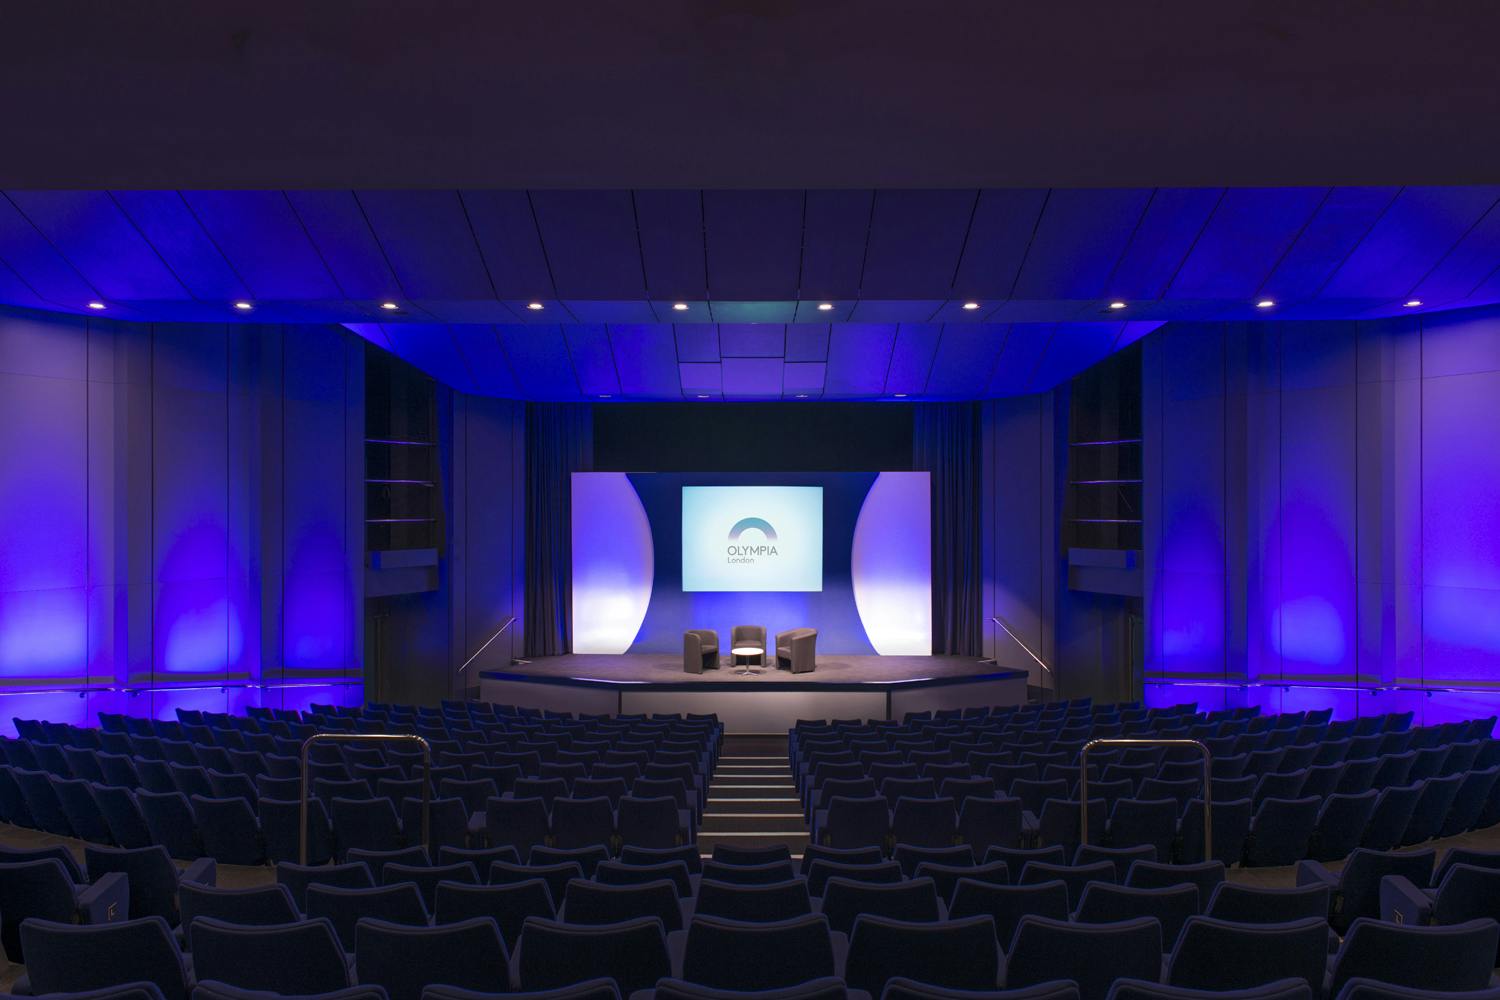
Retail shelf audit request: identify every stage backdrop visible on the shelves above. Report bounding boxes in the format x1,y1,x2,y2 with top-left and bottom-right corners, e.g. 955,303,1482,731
572,472,931,656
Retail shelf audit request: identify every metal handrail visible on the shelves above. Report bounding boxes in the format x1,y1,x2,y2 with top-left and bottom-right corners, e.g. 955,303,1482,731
300,733,432,865
1079,737,1212,860
989,616,1055,697
459,617,517,675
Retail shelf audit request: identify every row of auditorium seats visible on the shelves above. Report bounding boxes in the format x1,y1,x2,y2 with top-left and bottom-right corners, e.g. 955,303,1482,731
6,836,1500,1000
791,705,1500,867
0,702,721,864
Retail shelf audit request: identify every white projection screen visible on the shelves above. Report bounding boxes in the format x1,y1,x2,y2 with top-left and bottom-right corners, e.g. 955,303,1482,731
682,485,823,592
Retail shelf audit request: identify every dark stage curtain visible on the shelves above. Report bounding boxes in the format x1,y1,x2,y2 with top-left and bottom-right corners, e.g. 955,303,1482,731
914,402,982,656
524,403,593,657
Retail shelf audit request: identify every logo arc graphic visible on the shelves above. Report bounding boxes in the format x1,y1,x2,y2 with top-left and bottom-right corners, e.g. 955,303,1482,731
727,517,778,542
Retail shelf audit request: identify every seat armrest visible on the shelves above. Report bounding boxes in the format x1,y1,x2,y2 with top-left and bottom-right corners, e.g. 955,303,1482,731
9,974,33,996
1380,874,1435,926
1295,859,1338,889
181,856,217,887
666,927,687,980
76,870,130,924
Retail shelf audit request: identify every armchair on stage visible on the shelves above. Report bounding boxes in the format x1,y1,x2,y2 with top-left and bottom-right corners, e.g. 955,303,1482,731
682,629,720,674
775,628,818,673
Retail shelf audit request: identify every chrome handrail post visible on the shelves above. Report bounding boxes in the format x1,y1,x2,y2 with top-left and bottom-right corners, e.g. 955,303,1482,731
299,731,433,865
1079,736,1212,861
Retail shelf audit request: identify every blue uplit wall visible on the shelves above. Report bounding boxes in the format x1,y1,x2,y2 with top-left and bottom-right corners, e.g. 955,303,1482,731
0,307,365,733
1143,304,1500,722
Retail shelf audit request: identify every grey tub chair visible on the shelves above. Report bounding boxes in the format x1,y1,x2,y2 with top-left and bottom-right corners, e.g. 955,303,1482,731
776,628,818,674
683,630,720,674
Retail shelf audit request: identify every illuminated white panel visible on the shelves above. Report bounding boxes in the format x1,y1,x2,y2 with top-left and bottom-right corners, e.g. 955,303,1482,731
852,471,932,655
571,473,654,654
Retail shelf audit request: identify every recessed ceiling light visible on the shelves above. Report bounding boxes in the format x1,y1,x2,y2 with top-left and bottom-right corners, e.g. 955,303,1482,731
527,302,544,311
381,302,400,311
962,302,981,311
893,393,908,398
598,394,611,399
86,301,106,310
1404,299,1423,308
233,301,253,311
1256,299,1275,309
817,303,834,312
696,394,710,399
672,303,689,312
1109,301,1127,310
795,394,809,399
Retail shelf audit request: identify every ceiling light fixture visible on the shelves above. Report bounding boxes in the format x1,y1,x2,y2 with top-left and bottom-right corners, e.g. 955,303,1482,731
233,301,253,311
795,394,809,398
87,301,106,310
1404,299,1423,308
893,393,908,398
672,303,689,311
381,302,400,311
526,302,544,311
1256,299,1275,309
1109,301,1127,310
598,394,611,399
696,394,710,399
962,302,981,311
817,303,834,312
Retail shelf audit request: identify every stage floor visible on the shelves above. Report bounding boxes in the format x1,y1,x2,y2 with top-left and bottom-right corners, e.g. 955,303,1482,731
502,653,1009,686
479,654,1030,732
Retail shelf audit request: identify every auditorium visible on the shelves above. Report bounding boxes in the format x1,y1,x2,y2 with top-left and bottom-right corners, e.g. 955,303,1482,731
4,5,1500,1000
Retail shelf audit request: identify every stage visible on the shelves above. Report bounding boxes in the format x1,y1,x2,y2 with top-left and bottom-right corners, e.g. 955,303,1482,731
479,655,1030,733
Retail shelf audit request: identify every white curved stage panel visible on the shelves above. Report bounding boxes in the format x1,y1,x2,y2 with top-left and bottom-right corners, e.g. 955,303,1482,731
852,471,932,655
571,472,654,653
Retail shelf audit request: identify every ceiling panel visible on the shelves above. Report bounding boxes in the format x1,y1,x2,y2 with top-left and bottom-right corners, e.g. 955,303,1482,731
1029,322,1123,390
884,323,943,395
461,191,555,300
6,191,187,300
495,324,578,400
1321,186,1500,299
1012,189,1152,300
860,190,977,299
703,190,803,300
381,324,475,393
707,300,796,323
674,324,719,363
825,323,898,397
110,191,249,300
285,191,402,300
529,191,646,300
562,324,620,397
449,325,516,397
179,191,342,299
1104,188,1222,300
989,324,1052,395
1406,201,1500,305
721,357,783,398
634,191,705,300
0,195,100,304
924,324,1005,398
799,190,872,300
782,362,826,397
718,324,784,357
1168,188,1328,299
1258,187,1398,301
785,323,830,362
608,323,680,397
355,191,495,299
679,363,721,396
951,189,1049,299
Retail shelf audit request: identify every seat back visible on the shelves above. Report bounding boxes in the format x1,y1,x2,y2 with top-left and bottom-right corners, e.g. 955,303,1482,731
681,913,837,990
19,916,191,1000
1329,917,1500,996
84,845,183,923
819,876,940,934
516,915,671,995
188,916,350,995
355,916,509,1000
1005,914,1162,999
947,878,1069,949
433,878,554,952
1074,882,1201,947
178,882,299,931
843,915,1001,998
561,877,682,933
1166,915,1329,992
